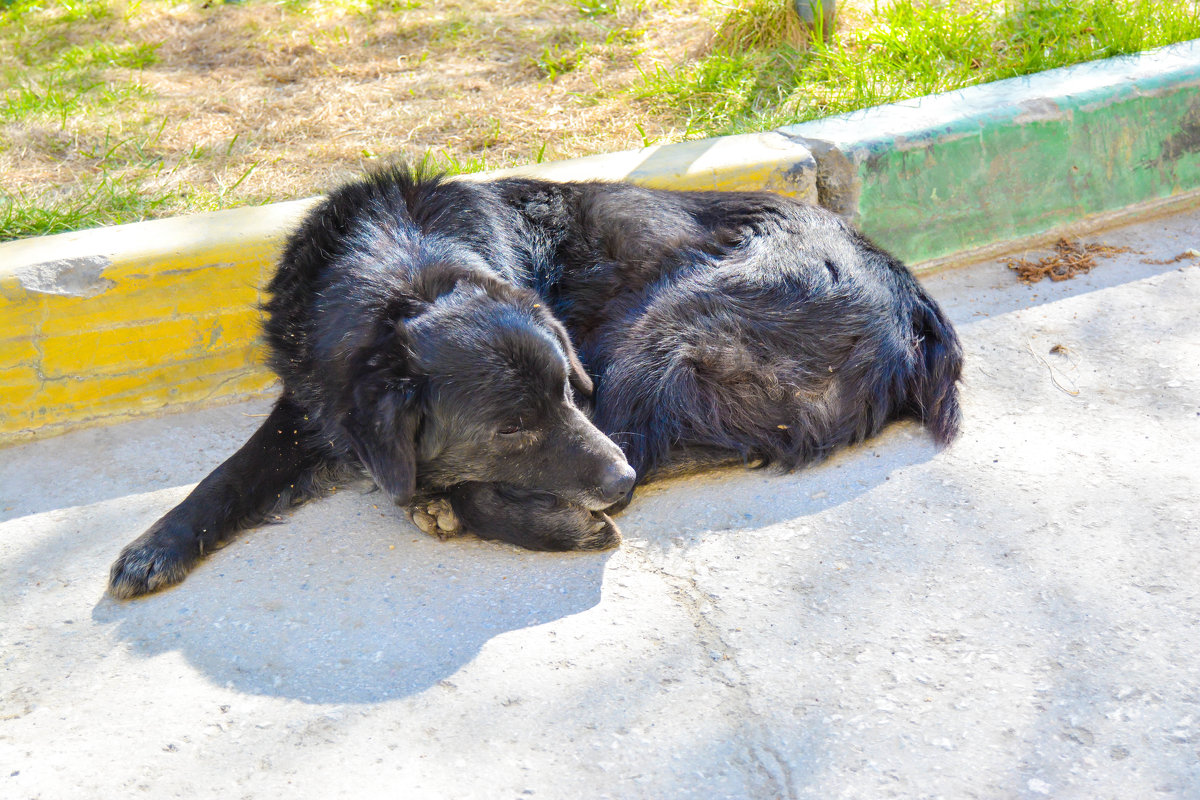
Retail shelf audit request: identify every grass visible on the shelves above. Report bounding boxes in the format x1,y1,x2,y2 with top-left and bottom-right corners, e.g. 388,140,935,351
1,178,176,240
1,0,1199,241
0,126,259,239
639,0,1200,136
1,0,676,241
534,36,590,81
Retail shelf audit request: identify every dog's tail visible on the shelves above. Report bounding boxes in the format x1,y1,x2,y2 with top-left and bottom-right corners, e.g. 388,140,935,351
906,292,964,446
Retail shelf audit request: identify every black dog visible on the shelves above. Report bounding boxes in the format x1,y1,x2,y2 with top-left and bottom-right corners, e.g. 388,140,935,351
109,167,963,599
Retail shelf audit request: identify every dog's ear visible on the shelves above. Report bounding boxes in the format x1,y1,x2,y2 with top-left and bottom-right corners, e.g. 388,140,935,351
342,381,420,504
339,318,423,504
542,315,594,398
437,268,594,397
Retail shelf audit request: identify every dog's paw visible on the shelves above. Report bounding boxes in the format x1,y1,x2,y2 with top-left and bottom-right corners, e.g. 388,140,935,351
108,528,196,600
575,511,622,551
410,497,461,541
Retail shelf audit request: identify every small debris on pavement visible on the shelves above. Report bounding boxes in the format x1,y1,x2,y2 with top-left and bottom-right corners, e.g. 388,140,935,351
1141,248,1200,265
1002,238,1135,284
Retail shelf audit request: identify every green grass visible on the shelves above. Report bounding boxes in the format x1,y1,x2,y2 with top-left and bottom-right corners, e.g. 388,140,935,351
0,178,177,241
410,139,556,175
0,1,225,240
534,36,589,81
638,0,1200,136
1,32,158,123
413,148,492,176
0,77,152,124
0,0,112,24
574,0,621,18
0,123,260,241
275,0,425,12
0,164,265,241
54,40,160,70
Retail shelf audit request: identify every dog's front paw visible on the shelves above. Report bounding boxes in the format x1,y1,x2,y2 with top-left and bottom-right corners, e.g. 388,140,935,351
108,524,198,600
410,497,461,541
576,511,622,551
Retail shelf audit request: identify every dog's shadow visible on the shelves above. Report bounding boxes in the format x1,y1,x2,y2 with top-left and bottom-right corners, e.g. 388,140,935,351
91,422,936,706
92,489,611,704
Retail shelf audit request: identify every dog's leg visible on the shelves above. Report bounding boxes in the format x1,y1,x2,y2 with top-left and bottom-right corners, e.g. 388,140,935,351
444,483,621,552
108,396,333,599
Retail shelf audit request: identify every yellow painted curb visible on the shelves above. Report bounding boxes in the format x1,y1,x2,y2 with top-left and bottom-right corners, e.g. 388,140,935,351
0,132,817,444
480,131,816,197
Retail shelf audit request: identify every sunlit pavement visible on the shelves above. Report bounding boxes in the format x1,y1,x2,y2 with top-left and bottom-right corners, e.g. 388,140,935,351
2,206,1198,798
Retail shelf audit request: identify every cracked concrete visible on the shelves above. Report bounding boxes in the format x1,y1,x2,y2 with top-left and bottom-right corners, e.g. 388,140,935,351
2,206,1199,798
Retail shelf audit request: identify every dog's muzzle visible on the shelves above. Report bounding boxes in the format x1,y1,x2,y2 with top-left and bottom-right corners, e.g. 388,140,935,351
593,461,636,507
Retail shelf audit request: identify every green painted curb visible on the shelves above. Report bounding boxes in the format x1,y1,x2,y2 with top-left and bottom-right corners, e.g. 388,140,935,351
780,38,1200,265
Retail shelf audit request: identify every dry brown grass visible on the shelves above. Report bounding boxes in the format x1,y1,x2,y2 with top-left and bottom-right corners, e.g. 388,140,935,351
8,0,1199,239
2,0,728,213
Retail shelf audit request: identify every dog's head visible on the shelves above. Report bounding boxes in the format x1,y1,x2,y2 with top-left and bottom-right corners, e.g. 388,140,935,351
330,264,635,511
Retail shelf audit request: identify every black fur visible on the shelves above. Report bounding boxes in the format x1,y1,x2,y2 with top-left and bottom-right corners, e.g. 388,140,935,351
109,166,962,599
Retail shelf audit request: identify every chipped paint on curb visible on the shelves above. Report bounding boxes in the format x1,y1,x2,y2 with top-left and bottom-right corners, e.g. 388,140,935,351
0,199,317,442
16,256,116,298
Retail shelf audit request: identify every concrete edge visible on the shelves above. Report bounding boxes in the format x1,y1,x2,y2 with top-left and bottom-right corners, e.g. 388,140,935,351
781,38,1200,263
916,186,1200,275
3,40,1199,443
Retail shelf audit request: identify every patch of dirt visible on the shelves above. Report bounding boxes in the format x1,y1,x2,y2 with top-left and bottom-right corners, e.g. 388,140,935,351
2,0,721,205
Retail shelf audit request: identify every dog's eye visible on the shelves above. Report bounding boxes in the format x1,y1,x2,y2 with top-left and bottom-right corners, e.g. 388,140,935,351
496,425,522,436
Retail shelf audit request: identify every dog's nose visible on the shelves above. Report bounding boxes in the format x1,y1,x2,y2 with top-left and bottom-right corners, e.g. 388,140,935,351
598,462,636,504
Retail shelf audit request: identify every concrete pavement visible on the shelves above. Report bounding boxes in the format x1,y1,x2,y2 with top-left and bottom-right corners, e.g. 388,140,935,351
2,206,1199,798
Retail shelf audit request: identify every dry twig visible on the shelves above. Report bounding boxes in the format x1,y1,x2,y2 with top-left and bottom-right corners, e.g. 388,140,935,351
1141,249,1200,265
1002,238,1134,285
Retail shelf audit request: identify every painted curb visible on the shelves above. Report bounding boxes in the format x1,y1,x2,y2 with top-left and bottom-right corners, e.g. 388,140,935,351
1,198,316,443
781,38,1200,265
2,40,1199,444
0,132,815,443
